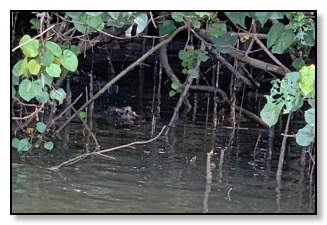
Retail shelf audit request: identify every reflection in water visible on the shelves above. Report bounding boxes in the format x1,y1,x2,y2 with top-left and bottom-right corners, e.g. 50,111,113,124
12,121,315,213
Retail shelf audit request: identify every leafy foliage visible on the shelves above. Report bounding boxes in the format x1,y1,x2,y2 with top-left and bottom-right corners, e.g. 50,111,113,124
260,65,315,146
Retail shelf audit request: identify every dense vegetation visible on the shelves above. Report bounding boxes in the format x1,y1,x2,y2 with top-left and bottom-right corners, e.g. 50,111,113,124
11,12,315,169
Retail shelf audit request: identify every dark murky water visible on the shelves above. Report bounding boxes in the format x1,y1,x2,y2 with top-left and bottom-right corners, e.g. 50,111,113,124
12,82,315,214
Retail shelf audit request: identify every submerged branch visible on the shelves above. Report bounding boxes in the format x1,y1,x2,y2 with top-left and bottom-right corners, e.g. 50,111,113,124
48,126,166,171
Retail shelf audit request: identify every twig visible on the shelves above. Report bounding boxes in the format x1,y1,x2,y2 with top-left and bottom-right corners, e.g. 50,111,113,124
48,125,166,171
253,35,290,73
11,25,55,52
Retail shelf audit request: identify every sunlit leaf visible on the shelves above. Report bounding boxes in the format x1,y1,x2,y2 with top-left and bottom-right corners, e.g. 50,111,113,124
43,48,55,67
299,65,315,96
125,25,133,37
12,138,19,149
30,18,40,29
79,111,87,120
209,22,227,38
304,108,315,125
212,32,238,54
169,90,177,97
19,35,39,57
27,59,41,75
18,138,32,153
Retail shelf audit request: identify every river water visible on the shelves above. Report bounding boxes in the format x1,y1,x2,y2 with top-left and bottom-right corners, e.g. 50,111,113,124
11,81,315,214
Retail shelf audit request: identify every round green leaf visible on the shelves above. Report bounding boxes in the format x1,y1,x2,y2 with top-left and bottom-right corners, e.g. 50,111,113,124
30,18,40,30
50,88,67,104
36,122,46,133
36,91,49,104
187,69,199,78
18,79,42,102
304,108,315,125
19,35,39,57
61,50,78,72
18,139,32,153
79,111,87,120
260,101,283,128
171,80,183,91
45,41,62,57
46,63,61,77
27,59,41,75
44,141,54,151
12,57,28,76
296,124,315,146
12,138,19,149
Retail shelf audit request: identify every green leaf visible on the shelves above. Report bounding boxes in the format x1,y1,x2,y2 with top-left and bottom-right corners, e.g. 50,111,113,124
79,111,87,120
19,35,39,57
187,69,199,79
296,124,315,146
171,12,185,22
70,45,81,55
43,48,55,67
50,88,67,104
44,141,54,151
125,25,133,37
134,13,148,35
260,101,283,128
30,18,40,29
46,63,61,78
73,13,104,33
36,122,46,133
61,50,78,72
292,58,305,70
27,59,41,75
191,20,201,28
209,22,227,38
45,41,62,57
85,12,103,16
18,138,32,153
197,51,209,62
212,32,238,54
267,23,284,48
171,80,183,92
304,108,315,125
12,86,16,97
169,90,177,97
271,29,295,54
12,57,28,76
86,15,104,31
182,68,188,74
178,50,192,60
159,20,176,36
18,79,42,102
225,12,249,29
254,12,271,26
303,27,315,46
12,76,20,86
12,138,19,149
66,12,84,19
299,65,315,96
36,91,49,104
41,73,53,87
